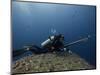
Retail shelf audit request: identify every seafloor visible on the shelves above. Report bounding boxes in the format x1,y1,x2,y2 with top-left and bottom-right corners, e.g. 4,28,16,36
12,51,94,74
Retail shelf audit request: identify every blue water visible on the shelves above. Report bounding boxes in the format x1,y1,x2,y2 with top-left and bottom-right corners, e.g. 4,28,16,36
12,1,96,66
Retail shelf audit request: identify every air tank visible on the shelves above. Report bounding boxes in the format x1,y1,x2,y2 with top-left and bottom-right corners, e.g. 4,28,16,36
41,36,55,48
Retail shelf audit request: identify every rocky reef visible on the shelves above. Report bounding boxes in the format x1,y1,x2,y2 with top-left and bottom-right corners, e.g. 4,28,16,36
12,51,94,74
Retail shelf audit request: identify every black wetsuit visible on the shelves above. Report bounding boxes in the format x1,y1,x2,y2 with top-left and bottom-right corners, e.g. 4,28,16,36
29,45,48,54
51,35,64,51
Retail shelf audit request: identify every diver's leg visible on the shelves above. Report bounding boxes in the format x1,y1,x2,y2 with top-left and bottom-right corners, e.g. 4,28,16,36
30,45,47,53
32,45,42,50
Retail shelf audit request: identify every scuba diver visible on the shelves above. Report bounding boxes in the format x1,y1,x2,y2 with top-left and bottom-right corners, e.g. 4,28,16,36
13,34,66,57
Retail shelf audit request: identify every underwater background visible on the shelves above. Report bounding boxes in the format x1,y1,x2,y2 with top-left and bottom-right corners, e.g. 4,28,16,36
12,1,96,66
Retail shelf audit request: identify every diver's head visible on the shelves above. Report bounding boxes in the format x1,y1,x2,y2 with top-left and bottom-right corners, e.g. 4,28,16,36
57,34,64,41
